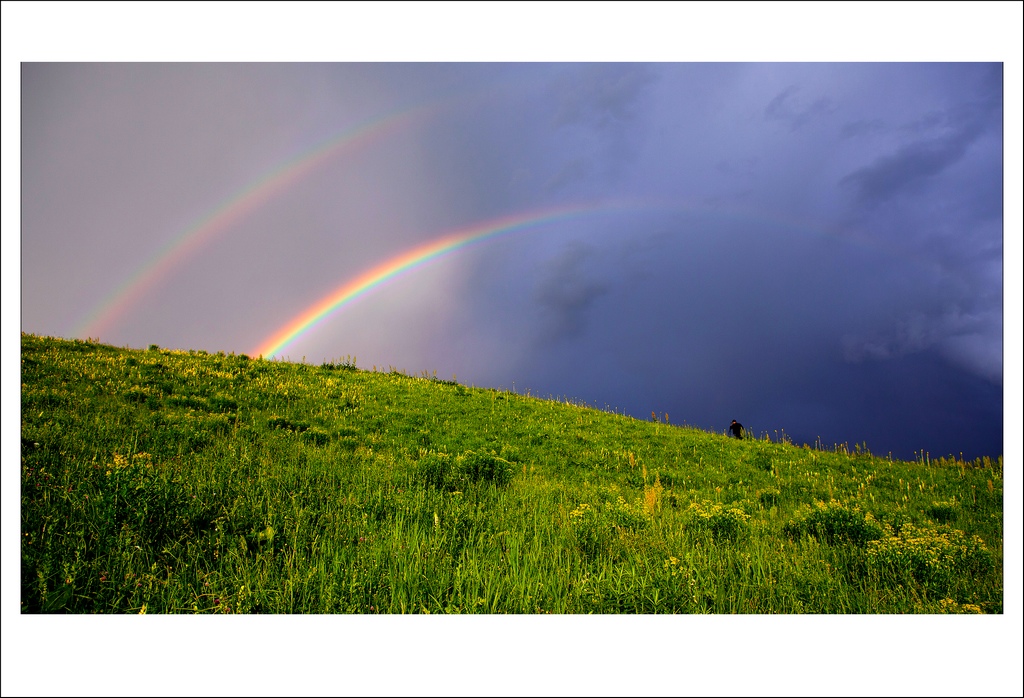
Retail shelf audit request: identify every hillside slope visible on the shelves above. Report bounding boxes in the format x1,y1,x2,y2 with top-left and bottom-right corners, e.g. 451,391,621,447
19,333,1003,613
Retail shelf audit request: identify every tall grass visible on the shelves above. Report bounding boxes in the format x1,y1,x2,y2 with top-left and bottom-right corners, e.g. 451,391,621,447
20,333,1003,613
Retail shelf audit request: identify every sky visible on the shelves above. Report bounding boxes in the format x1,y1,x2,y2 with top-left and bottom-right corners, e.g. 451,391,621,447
4,3,1022,697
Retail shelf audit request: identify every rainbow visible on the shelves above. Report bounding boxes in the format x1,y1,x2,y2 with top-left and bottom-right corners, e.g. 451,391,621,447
252,203,630,358
251,199,904,360
74,104,437,340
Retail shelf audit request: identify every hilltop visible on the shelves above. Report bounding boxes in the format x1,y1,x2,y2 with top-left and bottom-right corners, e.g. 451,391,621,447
19,333,1002,613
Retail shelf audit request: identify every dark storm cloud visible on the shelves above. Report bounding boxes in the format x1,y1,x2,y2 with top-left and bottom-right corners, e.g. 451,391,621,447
805,63,1006,400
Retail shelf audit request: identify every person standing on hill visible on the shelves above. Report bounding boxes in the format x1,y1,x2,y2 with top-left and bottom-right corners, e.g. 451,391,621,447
729,420,744,439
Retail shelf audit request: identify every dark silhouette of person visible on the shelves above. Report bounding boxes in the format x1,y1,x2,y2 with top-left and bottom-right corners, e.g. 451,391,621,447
729,420,744,439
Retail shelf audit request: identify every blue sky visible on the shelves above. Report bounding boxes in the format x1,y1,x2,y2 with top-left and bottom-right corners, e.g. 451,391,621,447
4,3,1022,697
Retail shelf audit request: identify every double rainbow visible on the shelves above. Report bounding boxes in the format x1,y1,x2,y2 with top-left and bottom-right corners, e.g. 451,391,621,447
74,104,436,339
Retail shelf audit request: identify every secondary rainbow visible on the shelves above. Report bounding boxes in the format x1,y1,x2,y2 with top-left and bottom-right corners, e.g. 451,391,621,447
74,104,436,340
253,204,622,358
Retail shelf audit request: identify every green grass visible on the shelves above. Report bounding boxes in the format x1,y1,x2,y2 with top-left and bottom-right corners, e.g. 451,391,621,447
19,332,1003,614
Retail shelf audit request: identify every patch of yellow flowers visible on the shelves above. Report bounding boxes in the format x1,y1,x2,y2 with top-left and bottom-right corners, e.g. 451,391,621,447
108,451,152,475
936,598,983,614
865,523,993,595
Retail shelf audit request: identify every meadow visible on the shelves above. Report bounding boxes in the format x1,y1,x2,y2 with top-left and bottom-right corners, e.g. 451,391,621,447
19,333,1003,614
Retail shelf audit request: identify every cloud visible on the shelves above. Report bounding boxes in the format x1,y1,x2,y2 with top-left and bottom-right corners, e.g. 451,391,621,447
841,306,1002,385
840,118,886,138
840,132,976,206
764,85,836,130
544,64,659,186
940,328,1003,385
842,315,941,363
839,91,998,207
715,156,760,178
551,63,658,130
544,158,590,192
532,242,611,343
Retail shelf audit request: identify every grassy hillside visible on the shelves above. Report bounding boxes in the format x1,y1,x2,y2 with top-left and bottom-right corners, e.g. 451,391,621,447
19,333,1003,614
